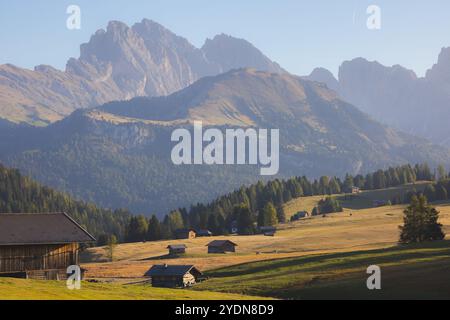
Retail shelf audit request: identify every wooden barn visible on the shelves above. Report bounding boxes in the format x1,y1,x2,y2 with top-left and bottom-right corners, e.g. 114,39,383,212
196,229,213,237
145,264,203,288
167,244,187,255
259,226,277,237
175,228,196,239
0,212,96,280
206,240,237,254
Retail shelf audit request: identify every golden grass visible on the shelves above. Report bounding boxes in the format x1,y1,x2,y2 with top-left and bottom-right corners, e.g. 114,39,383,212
82,202,450,280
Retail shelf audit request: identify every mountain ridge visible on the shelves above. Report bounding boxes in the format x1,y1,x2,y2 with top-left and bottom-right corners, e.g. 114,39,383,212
306,48,450,146
0,19,284,126
2,69,449,215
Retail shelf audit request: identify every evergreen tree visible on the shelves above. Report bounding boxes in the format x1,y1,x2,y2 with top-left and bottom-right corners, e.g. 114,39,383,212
258,202,278,227
399,195,445,244
276,205,287,223
146,215,162,241
235,205,255,235
106,235,118,262
437,165,448,181
126,215,148,243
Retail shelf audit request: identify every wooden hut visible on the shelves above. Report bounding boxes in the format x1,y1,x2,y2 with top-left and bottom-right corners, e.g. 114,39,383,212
196,229,213,237
167,244,187,255
145,264,203,288
0,212,96,280
206,240,237,254
259,226,277,237
175,229,196,239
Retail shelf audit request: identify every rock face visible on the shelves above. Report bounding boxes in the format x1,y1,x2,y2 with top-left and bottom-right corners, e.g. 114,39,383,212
303,68,340,93
0,19,284,125
306,49,450,146
2,69,448,215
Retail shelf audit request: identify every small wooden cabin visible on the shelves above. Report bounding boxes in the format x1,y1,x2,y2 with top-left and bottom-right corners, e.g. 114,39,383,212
196,230,213,237
259,226,277,237
0,212,96,280
206,240,237,254
175,229,196,239
167,244,187,255
351,186,361,194
145,264,203,288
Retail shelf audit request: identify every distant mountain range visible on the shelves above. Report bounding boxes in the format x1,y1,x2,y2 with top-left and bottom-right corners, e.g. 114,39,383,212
306,47,450,146
0,19,284,126
2,69,449,215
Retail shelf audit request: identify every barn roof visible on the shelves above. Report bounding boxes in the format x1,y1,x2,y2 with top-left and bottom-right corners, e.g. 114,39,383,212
145,265,202,277
206,240,238,247
0,212,96,246
167,244,187,249
196,229,212,236
259,226,277,232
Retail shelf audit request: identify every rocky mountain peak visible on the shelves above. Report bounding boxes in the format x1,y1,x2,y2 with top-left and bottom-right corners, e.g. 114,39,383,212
426,47,450,84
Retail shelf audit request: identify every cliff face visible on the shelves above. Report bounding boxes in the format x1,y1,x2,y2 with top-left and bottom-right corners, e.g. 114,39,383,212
306,48,450,146
0,19,284,126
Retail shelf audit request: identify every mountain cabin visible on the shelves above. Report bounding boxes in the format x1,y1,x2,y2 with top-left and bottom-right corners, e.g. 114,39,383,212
206,240,238,254
259,226,277,236
175,229,196,239
145,264,203,288
196,229,213,237
167,244,187,255
0,212,96,280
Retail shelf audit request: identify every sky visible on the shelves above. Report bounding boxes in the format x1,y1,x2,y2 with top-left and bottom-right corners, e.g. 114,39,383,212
1,0,449,77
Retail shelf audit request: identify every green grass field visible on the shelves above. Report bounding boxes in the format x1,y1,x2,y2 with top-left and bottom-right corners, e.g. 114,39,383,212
194,241,450,300
0,278,271,300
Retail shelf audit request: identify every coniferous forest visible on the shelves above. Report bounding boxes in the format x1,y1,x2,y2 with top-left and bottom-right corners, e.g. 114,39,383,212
1,161,447,245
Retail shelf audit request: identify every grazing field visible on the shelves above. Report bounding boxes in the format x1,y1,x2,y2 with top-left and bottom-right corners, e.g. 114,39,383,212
82,201,450,282
194,241,450,300
283,182,432,218
5,187,439,300
0,278,270,300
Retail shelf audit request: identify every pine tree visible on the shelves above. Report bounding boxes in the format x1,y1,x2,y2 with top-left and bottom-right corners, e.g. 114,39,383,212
235,205,255,235
147,215,162,241
106,235,118,262
276,205,286,223
399,195,445,244
258,202,278,227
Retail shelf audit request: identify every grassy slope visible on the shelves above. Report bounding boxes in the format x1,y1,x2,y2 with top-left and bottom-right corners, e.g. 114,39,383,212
194,241,450,300
82,202,450,279
283,182,431,218
0,278,271,300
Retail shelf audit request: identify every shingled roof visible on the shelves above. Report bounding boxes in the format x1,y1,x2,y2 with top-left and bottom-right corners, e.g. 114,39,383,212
0,212,96,245
145,265,202,277
206,240,238,247
167,244,187,250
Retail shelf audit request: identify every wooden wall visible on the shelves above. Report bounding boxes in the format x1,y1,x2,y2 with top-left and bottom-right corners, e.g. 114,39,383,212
0,243,79,274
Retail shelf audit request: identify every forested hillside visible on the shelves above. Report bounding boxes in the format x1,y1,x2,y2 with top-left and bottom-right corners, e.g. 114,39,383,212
0,164,131,242
125,163,440,242
1,161,446,245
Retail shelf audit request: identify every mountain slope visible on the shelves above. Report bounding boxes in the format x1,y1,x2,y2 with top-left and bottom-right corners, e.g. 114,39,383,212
1,69,448,215
306,48,450,146
0,163,130,240
0,19,284,126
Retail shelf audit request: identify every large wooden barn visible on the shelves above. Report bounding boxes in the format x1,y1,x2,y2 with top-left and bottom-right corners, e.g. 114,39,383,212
145,264,203,288
0,212,96,280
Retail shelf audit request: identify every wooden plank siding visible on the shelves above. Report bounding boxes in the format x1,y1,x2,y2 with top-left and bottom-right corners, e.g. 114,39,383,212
0,243,79,274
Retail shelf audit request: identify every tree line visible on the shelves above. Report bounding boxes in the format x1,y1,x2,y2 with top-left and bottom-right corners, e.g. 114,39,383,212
1,161,446,245
0,164,131,242
123,163,443,242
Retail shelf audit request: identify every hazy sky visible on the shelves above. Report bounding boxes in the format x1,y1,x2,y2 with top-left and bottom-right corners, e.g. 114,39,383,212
1,0,449,77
